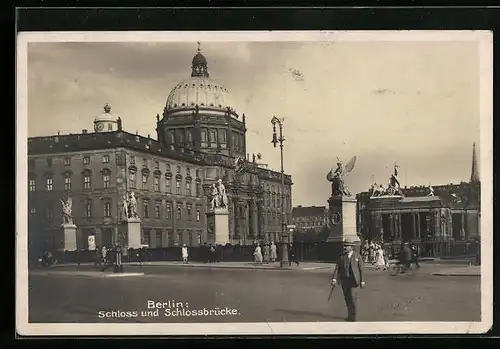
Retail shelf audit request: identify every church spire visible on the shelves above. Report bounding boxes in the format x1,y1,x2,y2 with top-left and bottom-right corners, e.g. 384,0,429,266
470,142,479,183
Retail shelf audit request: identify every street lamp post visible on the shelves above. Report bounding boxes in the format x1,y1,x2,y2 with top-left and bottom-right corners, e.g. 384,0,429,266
271,116,290,268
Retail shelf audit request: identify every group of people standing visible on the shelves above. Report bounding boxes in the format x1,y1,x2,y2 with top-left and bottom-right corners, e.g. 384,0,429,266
253,242,300,266
361,240,421,272
361,241,388,271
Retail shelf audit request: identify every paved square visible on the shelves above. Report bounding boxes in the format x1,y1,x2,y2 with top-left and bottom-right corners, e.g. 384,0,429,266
28,264,480,323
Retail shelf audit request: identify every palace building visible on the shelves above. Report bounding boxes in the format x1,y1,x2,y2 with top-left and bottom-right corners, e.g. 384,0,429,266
27,47,293,255
355,143,480,256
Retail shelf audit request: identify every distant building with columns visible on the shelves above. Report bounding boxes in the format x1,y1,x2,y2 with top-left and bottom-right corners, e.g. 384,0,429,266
356,143,480,256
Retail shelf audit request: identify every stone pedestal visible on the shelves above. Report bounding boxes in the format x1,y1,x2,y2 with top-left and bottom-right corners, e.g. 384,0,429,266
206,208,230,245
118,218,142,249
326,196,360,243
61,224,77,252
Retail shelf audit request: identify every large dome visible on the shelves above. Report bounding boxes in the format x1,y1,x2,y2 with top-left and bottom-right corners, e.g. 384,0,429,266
165,76,233,112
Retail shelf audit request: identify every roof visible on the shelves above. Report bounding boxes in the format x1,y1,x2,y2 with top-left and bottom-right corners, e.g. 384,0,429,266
399,196,442,203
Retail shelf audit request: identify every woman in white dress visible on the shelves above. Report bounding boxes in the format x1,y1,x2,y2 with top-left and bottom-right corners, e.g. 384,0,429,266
254,244,263,265
181,244,189,264
375,244,387,271
270,242,278,262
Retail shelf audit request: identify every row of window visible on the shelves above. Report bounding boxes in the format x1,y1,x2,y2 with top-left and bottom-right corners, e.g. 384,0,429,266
263,211,292,226
31,155,203,179
29,169,112,192
32,155,111,168
28,170,203,197
293,216,326,222
129,156,202,178
29,200,203,221
166,128,245,151
129,170,203,196
295,221,326,228
264,192,292,210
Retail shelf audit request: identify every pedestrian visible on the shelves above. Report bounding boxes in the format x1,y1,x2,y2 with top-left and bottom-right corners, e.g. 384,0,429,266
263,243,270,264
369,241,376,264
410,244,420,268
209,244,216,263
181,244,189,264
270,241,278,263
122,246,129,263
288,243,300,266
375,244,386,271
399,242,412,273
101,245,108,271
253,243,263,265
330,238,365,322
114,244,123,273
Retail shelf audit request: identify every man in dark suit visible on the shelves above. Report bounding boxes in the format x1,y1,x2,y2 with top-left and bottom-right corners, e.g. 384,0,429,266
331,238,365,322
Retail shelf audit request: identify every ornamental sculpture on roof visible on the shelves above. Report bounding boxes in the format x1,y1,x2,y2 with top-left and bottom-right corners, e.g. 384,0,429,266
370,163,405,198
326,155,357,197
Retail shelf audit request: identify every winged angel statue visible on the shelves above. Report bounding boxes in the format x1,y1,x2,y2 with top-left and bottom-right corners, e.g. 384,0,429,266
60,197,73,225
326,156,357,197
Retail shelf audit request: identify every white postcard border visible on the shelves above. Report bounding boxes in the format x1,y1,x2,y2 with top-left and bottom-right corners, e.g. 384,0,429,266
16,30,493,336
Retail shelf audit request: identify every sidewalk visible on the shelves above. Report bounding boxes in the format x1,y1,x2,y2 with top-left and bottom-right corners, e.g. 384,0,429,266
125,261,336,271
46,259,476,272
35,270,145,278
431,266,480,277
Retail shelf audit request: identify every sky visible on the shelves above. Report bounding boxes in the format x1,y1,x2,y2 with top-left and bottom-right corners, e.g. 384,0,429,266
26,37,482,206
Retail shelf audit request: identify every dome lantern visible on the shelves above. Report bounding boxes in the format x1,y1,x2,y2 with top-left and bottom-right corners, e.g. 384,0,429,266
191,42,209,78
94,102,119,133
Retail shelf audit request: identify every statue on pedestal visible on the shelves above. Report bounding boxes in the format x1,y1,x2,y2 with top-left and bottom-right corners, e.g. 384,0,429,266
60,197,73,225
127,192,139,218
209,179,229,210
217,179,228,208
119,195,129,221
326,156,357,197
210,184,219,210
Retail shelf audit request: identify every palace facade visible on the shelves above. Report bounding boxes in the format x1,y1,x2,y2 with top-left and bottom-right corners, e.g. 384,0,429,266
27,47,293,255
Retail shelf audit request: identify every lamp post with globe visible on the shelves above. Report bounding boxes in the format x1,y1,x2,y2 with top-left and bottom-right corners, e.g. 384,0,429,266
271,116,290,268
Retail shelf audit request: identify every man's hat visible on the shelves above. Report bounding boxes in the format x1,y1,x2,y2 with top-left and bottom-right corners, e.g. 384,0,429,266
343,238,356,246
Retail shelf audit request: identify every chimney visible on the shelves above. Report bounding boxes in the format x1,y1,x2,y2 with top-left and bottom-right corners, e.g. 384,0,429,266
82,129,88,134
